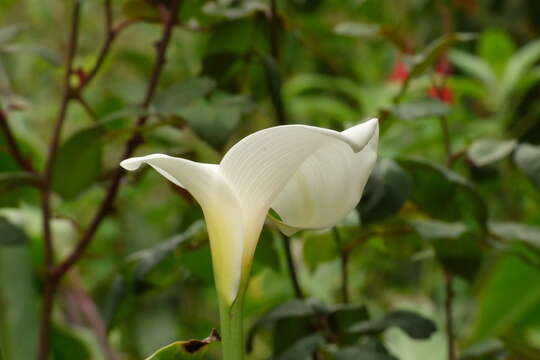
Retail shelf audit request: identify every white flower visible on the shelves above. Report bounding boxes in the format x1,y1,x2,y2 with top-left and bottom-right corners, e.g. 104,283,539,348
120,118,379,304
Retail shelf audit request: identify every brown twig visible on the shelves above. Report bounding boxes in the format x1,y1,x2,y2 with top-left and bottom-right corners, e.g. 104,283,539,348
0,109,36,173
444,272,456,360
37,2,82,359
281,234,305,299
52,0,181,281
266,0,286,125
37,1,179,359
75,95,99,121
332,228,349,304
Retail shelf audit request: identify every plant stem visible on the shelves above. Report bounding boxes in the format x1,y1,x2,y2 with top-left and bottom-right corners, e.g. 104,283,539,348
37,1,180,359
332,228,349,304
266,0,286,125
0,109,36,173
444,272,456,360
37,1,82,358
218,296,245,360
281,234,305,299
52,0,180,281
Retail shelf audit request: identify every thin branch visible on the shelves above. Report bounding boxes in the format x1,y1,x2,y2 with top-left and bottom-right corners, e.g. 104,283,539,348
281,234,305,299
37,2,82,359
433,0,457,353
75,95,99,121
37,281,58,360
0,109,36,173
77,1,138,92
332,228,349,304
52,0,181,281
444,272,456,360
269,0,280,61
266,0,286,125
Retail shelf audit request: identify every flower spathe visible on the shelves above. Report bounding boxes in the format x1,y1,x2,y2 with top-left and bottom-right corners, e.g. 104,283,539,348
120,118,379,305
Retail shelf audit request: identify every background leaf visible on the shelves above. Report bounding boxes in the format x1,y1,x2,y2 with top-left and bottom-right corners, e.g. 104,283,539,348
467,139,517,167
514,144,540,189
0,217,27,246
51,126,102,200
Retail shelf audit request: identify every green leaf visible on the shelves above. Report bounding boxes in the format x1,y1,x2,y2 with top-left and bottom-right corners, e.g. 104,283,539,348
180,93,253,149
0,217,27,246
206,19,263,55
408,33,475,80
467,138,517,167
327,304,370,345
470,254,540,342
390,99,450,120
51,325,91,360
0,25,22,46
334,22,380,38
349,310,436,340
302,230,339,272
0,135,37,207
499,39,540,103
104,222,206,329
478,29,516,76
203,1,267,19
489,222,540,253
410,219,467,240
514,143,540,189
275,334,325,360
410,219,483,281
327,343,398,360
399,157,488,230
0,242,40,359
129,221,205,292
155,78,216,115
359,159,412,223
51,126,102,200
145,329,221,360
460,339,505,359
248,300,371,356
449,50,496,87
253,227,280,273
247,298,326,353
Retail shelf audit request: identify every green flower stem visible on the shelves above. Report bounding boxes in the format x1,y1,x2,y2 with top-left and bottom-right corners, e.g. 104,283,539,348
218,294,245,360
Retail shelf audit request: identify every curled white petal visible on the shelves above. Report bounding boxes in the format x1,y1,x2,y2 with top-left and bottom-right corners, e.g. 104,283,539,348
270,118,379,235
120,154,243,304
120,118,379,303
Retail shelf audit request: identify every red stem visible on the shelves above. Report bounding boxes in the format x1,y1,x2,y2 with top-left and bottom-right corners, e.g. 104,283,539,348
0,109,36,173
37,2,81,359
52,0,181,281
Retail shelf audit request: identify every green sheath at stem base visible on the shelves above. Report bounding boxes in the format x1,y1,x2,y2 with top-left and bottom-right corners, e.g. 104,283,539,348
218,294,245,360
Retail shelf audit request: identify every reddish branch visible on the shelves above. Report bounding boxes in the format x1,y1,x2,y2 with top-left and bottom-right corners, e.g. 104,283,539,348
52,0,181,280
37,2,82,359
36,1,180,359
0,109,35,173
444,272,456,360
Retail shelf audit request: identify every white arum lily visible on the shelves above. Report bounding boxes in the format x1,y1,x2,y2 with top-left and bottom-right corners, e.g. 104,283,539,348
120,118,379,360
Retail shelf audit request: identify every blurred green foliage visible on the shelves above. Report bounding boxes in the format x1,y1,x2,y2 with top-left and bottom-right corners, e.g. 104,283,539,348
1,0,540,359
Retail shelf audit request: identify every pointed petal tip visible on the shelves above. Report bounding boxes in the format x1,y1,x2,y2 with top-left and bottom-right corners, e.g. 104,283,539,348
120,154,171,171
120,157,142,171
342,118,379,153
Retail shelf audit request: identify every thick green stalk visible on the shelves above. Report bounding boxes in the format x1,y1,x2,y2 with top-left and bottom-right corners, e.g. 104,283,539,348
218,294,245,360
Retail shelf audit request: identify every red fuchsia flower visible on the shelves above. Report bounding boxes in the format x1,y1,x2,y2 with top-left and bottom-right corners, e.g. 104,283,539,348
389,59,409,83
435,56,451,76
428,55,453,103
428,86,453,104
